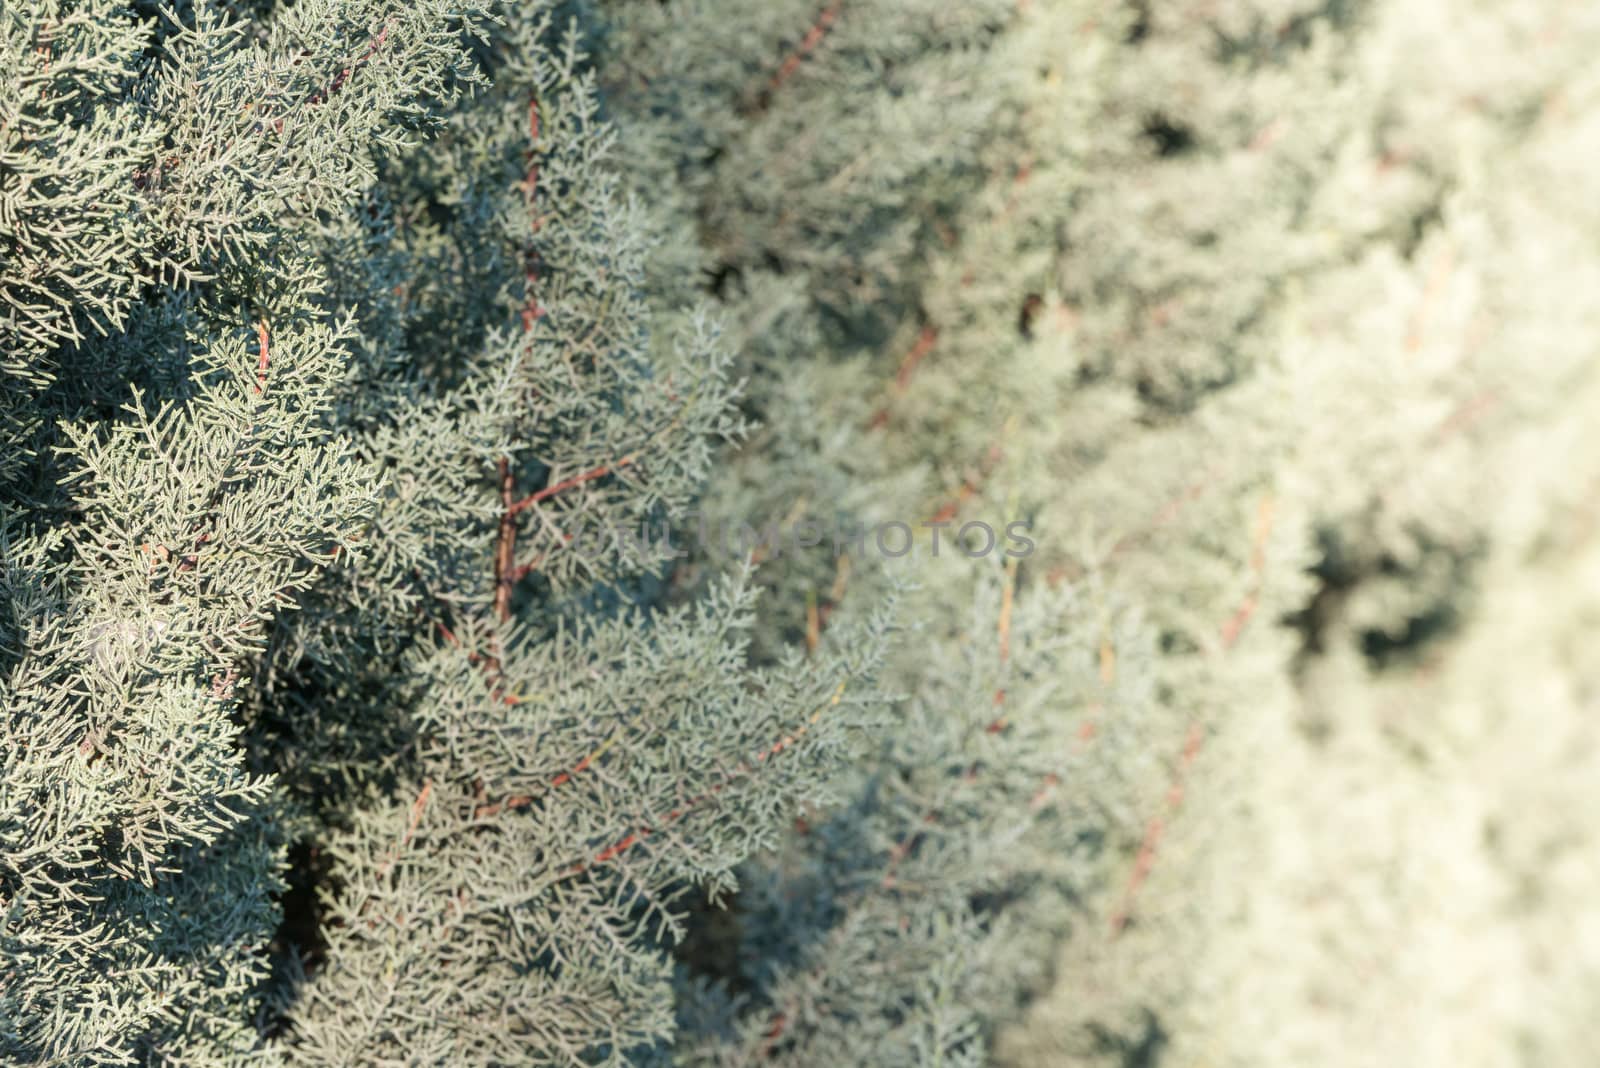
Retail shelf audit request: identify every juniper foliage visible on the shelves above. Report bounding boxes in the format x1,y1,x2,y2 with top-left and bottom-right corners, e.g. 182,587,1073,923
4,2,886,1063
602,0,1600,1063
8,0,1600,1065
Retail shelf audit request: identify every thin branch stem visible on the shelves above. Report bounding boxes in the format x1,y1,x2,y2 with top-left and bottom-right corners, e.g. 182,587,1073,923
506,454,636,516
253,317,269,395
1108,723,1202,935
768,2,842,99
493,458,517,623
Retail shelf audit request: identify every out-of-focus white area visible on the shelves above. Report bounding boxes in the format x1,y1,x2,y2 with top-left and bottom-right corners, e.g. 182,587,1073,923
1002,0,1600,1062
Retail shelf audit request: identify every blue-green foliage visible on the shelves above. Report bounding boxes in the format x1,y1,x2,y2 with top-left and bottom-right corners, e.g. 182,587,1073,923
14,0,1586,1064
2,2,891,1063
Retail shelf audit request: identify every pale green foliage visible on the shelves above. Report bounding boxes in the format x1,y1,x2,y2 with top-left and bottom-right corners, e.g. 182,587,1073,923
0,0,493,488
667,567,1162,1067
3,0,816,1062
601,0,1199,1059
0,45,419,1047
9,0,1600,1063
278,572,892,1065
606,0,1600,1063
995,1,1600,1064
1,0,157,488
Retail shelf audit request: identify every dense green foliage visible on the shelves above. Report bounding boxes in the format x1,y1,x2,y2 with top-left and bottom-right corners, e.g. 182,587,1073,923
5,1,1600,1065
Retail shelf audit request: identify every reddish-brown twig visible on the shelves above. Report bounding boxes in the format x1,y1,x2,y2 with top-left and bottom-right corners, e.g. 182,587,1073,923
507,455,637,516
474,729,623,819
1219,493,1276,651
922,441,1005,527
490,95,547,622
374,778,432,880
493,459,518,623
867,325,939,429
433,619,519,707
987,558,1019,729
254,318,269,395
1109,491,1277,934
302,19,394,108
768,2,842,97
1108,722,1202,935
804,591,822,655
